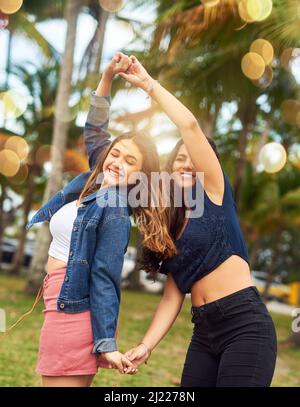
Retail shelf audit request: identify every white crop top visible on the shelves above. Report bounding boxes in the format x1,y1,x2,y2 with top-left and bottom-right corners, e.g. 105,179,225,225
48,200,78,263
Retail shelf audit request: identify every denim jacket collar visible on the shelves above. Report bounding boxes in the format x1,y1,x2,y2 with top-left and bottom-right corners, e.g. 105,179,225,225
26,172,131,230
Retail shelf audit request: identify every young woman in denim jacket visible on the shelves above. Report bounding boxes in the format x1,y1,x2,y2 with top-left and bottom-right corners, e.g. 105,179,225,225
5,53,175,387
121,56,277,387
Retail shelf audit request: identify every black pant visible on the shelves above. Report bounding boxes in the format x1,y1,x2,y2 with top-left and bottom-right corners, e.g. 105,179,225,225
181,286,277,387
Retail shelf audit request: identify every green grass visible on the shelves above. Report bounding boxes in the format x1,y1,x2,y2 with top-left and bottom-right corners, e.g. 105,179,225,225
0,274,299,387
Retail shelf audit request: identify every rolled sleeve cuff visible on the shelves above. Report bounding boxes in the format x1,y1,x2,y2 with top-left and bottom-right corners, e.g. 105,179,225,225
92,337,117,354
91,91,111,108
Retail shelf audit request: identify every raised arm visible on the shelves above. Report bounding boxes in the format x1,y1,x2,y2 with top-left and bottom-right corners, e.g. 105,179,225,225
84,52,132,170
119,56,224,201
124,273,185,373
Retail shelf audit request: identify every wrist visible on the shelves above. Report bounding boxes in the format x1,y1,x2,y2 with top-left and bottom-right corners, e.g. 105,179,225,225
138,341,152,356
140,76,154,92
102,70,114,83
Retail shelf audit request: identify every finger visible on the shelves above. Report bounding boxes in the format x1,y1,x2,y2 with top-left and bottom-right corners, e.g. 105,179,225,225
122,356,134,368
124,364,137,374
119,57,131,72
115,361,124,374
124,349,136,359
129,55,137,63
126,350,139,361
118,72,131,81
113,52,122,63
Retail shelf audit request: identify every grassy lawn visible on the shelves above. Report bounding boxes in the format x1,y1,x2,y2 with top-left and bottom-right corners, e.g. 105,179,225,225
0,274,299,387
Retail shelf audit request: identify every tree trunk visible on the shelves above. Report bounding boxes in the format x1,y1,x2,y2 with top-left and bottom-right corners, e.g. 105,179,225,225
90,8,108,74
233,104,256,208
26,0,81,295
9,165,37,275
0,180,7,264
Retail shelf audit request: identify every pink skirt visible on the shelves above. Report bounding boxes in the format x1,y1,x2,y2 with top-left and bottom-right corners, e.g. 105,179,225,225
36,267,118,376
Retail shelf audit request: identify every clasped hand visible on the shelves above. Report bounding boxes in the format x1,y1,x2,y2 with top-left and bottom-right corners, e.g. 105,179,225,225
97,343,151,375
103,51,152,92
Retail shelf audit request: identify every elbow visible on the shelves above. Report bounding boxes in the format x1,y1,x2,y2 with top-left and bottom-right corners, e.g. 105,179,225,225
180,117,199,132
162,291,185,308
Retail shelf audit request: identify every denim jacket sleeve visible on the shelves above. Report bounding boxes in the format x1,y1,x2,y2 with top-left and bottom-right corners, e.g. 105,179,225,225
89,214,131,354
84,92,112,171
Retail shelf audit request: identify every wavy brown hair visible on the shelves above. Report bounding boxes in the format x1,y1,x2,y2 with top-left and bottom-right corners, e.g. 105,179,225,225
141,137,220,278
79,132,176,257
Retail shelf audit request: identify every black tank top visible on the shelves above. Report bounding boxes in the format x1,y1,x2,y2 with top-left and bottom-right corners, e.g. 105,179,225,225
159,171,249,294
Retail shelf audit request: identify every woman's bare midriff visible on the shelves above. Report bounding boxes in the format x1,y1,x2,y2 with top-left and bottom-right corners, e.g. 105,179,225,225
46,199,84,274
190,255,254,307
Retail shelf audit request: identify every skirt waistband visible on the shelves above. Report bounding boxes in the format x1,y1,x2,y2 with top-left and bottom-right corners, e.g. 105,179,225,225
43,267,67,284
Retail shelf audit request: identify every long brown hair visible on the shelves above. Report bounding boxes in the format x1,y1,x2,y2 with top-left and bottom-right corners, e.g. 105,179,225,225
79,132,176,257
141,137,220,277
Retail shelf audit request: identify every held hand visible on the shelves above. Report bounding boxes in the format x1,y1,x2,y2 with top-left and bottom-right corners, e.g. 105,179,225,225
103,52,132,81
118,55,153,91
123,343,151,374
97,354,114,369
100,350,134,374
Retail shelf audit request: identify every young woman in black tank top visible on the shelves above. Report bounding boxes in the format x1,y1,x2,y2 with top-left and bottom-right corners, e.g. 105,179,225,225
120,55,277,387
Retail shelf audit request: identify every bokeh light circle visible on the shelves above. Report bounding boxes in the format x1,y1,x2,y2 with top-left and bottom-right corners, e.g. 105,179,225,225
0,90,28,119
255,0,273,21
238,0,256,22
250,39,274,65
5,135,29,160
238,0,273,22
259,142,287,173
0,0,23,14
0,149,20,176
99,0,125,13
247,0,263,21
241,52,265,80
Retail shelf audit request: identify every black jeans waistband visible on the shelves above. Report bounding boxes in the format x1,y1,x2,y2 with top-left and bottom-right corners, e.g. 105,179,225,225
191,285,261,319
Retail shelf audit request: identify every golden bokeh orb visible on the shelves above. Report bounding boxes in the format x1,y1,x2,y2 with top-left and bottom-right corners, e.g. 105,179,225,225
0,149,20,176
259,142,287,174
5,136,29,160
250,39,274,65
0,90,28,119
0,0,23,14
241,52,265,80
99,0,125,13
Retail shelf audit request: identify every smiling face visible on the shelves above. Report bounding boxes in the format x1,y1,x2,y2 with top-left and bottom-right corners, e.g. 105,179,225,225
101,138,143,187
172,143,196,188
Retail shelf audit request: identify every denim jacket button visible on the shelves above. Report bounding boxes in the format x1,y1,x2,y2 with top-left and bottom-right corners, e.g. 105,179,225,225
59,303,65,309
69,251,73,257
65,276,69,282
73,226,78,231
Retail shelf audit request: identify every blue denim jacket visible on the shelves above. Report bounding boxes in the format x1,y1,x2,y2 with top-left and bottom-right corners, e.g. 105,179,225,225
26,93,131,354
